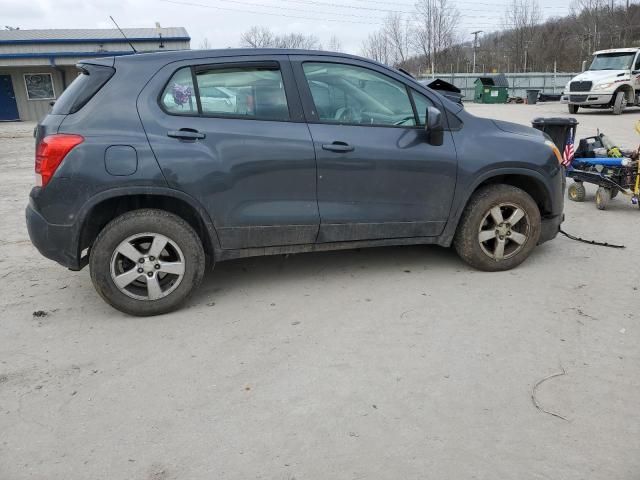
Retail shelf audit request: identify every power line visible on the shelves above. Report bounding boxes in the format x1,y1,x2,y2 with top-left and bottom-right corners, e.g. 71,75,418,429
160,0,386,24
273,0,569,16
162,0,572,27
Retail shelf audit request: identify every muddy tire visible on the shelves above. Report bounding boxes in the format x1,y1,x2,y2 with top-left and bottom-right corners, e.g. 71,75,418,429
90,209,206,316
568,182,586,202
568,104,579,114
454,185,541,272
612,91,626,115
595,187,611,210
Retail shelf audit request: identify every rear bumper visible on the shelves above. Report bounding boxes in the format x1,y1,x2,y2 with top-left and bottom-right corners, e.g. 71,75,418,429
539,213,564,244
26,200,83,270
561,93,613,105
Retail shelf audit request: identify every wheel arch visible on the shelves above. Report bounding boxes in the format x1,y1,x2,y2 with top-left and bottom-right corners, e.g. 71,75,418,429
74,187,220,267
614,84,634,103
440,168,555,246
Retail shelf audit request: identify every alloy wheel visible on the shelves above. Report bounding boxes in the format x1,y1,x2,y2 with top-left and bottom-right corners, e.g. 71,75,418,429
477,203,531,261
109,233,185,300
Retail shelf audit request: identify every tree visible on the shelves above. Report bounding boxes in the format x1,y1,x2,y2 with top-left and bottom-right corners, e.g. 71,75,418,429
239,26,320,49
361,31,392,64
240,26,274,48
413,0,459,74
502,0,541,72
327,35,343,53
273,33,321,49
384,13,411,66
198,38,211,50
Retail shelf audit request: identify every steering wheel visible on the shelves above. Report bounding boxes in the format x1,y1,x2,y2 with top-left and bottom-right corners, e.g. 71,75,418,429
334,106,357,123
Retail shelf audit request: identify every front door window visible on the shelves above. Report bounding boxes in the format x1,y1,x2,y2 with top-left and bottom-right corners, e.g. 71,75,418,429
302,62,417,127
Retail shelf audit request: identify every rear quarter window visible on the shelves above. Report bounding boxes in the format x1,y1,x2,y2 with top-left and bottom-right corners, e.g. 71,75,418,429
51,64,115,115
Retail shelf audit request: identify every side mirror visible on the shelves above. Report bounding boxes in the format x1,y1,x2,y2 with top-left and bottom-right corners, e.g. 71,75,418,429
424,106,444,146
581,60,587,72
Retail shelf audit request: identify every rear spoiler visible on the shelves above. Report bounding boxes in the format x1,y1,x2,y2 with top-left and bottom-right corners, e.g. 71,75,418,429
77,56,116,69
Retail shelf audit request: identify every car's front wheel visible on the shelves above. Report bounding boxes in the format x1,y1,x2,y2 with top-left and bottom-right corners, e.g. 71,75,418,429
568,104,579,114
454,185,541,271
90,209,206,316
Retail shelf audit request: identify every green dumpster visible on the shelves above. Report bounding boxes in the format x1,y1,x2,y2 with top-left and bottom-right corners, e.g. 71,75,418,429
474,74,509,103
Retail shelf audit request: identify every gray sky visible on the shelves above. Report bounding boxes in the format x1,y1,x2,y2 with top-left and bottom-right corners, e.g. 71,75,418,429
3,0,573,53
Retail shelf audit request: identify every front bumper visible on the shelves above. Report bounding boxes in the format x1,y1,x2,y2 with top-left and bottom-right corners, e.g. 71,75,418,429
539,213,564,244
561,93,613,105
26,200,83,270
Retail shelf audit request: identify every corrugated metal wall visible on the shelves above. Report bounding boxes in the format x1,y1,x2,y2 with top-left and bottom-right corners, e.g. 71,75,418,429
420,72,579,100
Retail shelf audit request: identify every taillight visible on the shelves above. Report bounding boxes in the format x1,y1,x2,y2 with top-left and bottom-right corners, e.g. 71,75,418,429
35,134,84,187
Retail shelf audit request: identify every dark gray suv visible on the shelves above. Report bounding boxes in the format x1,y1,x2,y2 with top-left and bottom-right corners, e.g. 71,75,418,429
26,49,564,316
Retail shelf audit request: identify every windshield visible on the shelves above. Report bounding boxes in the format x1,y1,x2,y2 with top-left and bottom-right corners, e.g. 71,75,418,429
589,52,636,71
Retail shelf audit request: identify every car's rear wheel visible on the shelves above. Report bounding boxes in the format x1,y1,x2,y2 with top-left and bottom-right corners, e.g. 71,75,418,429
454,185,541,271
568,104,579,114
90,209,206,316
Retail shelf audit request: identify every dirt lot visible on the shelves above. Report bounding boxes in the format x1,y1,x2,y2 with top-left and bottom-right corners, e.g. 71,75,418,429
1,103,639,480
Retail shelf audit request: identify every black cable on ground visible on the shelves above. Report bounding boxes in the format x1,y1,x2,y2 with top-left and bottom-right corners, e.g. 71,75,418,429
559,229,625,249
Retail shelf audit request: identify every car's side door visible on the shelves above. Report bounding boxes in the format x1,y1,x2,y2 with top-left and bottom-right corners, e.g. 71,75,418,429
137,55,319,250
290,56,458,243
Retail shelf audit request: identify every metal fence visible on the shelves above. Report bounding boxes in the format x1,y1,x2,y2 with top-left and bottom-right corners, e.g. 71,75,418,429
418,72,579,101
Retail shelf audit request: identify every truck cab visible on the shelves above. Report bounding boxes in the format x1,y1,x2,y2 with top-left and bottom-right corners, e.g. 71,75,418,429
561,48,640,115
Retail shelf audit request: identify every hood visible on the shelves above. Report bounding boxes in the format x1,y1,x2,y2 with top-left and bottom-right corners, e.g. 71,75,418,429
492,120,544,139
570,69,629,83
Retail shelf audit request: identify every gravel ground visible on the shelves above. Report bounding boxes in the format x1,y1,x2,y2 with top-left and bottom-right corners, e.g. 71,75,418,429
1,102,639,480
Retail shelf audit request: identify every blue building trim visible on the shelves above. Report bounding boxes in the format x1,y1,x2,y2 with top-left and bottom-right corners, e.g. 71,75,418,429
0,36,190,45
0,51,138,59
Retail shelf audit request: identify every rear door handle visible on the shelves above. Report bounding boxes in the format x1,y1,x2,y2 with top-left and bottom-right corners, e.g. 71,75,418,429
167,129,206,140
322,142,354,153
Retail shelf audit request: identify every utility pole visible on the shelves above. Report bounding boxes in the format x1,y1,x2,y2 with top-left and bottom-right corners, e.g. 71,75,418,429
471,30,483,74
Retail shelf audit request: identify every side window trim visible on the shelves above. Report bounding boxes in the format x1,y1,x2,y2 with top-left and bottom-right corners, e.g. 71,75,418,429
158,60,297,122
189,66,202,115
406,85,420,126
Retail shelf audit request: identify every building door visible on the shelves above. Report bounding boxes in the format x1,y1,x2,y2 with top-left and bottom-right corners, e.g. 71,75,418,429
0,75,19,121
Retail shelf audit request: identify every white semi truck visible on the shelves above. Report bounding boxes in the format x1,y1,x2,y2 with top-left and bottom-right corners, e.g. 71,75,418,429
561,48,640,114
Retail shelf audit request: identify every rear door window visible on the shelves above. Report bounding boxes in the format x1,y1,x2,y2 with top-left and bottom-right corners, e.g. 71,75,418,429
195,65,289,121
160,64,290,121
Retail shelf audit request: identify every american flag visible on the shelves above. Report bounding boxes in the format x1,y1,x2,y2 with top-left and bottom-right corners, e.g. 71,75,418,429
563,129,575,166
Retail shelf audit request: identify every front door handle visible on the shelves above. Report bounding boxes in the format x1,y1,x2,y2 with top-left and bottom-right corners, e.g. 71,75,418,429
167,129,206,140
322,142,354,153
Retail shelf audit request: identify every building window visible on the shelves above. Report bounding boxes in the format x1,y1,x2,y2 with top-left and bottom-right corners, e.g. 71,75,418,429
24,73,55,100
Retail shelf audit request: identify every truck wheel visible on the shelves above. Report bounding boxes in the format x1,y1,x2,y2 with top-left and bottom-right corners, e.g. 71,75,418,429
454,185,541,272
568,182,586,202
595,187,611,210
568,104,579,114
612,91,626,115
89,209,206,316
